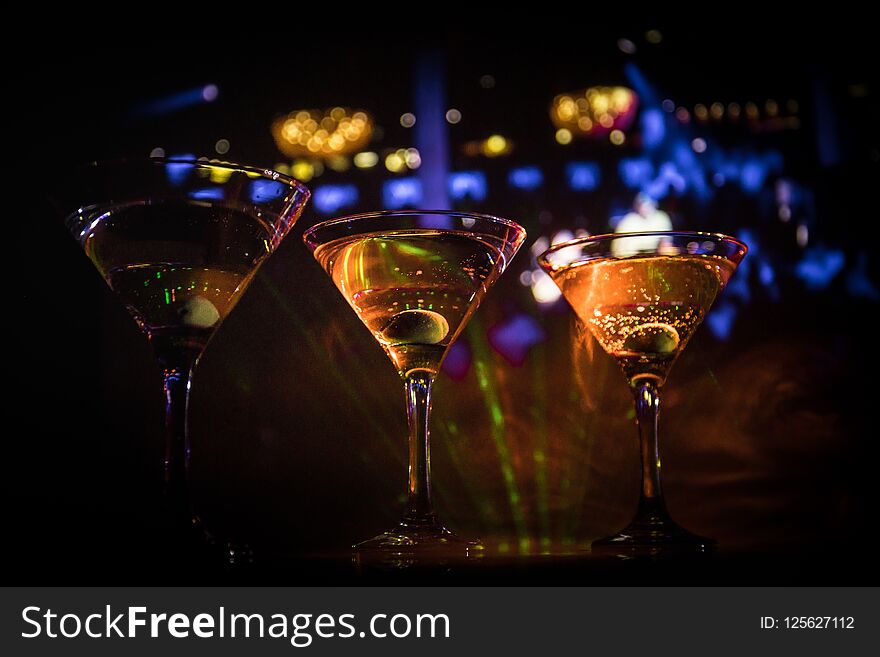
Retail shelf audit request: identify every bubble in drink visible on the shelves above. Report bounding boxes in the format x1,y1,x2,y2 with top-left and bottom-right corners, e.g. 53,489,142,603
382,309,449,345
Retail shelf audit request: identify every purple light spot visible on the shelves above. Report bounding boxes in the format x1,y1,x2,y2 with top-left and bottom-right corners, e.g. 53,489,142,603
488,313,545,366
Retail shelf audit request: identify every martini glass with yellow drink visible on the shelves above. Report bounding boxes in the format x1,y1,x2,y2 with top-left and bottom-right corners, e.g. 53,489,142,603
539,231,746,553
305,210,526,556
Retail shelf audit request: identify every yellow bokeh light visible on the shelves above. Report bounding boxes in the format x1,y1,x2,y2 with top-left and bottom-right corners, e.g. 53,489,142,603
551,86,636,135
611,88,630,108
484,134,507,155
327,156,350,172
385,152,406,173
555,128,572,145
328,134,346,151
272,108,373,159
353,151,379,168
610,129,625,145
208,165,234,184
291,159,314,182
557,97,577,121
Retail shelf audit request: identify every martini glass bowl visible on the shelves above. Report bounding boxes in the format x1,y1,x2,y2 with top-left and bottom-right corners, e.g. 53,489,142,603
539,231,747,554
304,210,526,558
59,158,310,558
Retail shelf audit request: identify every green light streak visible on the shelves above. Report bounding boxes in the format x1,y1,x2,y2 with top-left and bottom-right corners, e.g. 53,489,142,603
648,262,671,293
468,319,529,551
560,347,604,542
395,242,436,258
257,277,403,468
434,419,501,526
530,340,551,551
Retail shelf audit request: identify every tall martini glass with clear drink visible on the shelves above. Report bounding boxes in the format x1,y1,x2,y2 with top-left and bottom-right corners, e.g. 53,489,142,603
60,158,310,555
304,210,526,556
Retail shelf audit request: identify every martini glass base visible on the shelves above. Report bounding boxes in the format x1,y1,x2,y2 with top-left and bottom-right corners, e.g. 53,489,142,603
155,510,254,571
355,517,483,559
194,519,255,567
591,515,715,556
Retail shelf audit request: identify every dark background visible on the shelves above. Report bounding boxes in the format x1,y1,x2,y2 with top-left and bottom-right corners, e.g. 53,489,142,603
9,24,878,583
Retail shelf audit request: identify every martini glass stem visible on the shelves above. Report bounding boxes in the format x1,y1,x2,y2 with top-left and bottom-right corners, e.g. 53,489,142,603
404,370,438,525
633,378,671,523
157,348,198,533
163,364,193,517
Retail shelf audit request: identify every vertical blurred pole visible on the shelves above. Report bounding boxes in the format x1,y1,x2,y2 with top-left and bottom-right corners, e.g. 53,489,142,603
415,50,451,213
812,73,841,168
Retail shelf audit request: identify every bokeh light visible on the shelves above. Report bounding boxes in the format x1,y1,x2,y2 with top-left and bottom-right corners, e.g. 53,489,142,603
272,108,373,159
445,108,462,124
551,86,638,139
353,151,379,169
483,134,509,157
555,128,572,145
385,152,405,173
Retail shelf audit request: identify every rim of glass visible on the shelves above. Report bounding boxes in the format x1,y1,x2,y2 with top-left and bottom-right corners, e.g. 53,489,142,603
72,156,312,198
303,209,526,243
537,230,748,269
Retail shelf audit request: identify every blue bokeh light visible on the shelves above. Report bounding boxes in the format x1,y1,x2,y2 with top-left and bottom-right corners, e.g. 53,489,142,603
449,171,487,201
383,178,423,209
189,188,224,200
508,166,544,191
566,162,601,191
313,184,359,214
251,179,286,203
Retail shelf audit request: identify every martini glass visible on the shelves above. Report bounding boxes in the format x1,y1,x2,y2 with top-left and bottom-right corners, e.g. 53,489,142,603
60,158,310,557
538,231,747,553
304,210,526,556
